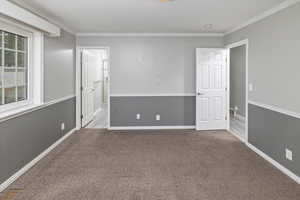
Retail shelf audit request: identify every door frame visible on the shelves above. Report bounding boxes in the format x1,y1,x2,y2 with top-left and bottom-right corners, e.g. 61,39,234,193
76,46,111,129
226,39,249,143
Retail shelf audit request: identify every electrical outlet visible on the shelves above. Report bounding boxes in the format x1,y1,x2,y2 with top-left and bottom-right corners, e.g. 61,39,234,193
156,114,161,121
136,114,141,120
61,123,65,131
286,149,293,161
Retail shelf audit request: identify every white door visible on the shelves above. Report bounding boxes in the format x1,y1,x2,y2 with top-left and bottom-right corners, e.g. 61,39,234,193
81,50,95,127
196,48,228,130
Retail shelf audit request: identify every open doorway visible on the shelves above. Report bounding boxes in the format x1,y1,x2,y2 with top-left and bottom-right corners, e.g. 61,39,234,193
227,40,248,142
77,47,110,129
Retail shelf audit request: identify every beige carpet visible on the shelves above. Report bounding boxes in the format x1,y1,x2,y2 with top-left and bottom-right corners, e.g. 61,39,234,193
1,129,300,200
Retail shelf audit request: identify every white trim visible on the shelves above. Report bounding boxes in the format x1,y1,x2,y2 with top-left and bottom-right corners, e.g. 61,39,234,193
226,39,249,143
0,19,45,116
76,47,111,130
110,93,196,97
225,0,300,35
32,31,44,104
9,0,75,35
249,100,300,120
108,126,196,130
0,95,75,123
247,142,300,184
44,95,75,107
0,0,60,36
228,129,246,143
77,33,224,37
0,128,77,192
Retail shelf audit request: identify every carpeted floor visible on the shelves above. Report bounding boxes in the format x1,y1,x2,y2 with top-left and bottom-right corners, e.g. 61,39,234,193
1,129,300,200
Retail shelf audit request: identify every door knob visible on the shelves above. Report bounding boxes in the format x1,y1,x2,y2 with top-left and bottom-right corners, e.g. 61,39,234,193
197,92,204,96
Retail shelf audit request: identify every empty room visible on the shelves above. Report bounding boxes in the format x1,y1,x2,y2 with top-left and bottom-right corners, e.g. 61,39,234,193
0,0,300,199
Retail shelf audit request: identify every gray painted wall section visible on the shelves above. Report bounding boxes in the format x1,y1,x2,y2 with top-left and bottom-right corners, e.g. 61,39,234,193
225,3,300,179
225,3,300,113
0,98,76,184
0,30,76,185
110,96,195,126
230,45,246,117
44,30,76,102
78,36,223,127
77,36,224,94
249,104,300,177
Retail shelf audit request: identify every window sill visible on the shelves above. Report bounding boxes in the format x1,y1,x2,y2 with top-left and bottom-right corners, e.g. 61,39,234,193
0,103,44,123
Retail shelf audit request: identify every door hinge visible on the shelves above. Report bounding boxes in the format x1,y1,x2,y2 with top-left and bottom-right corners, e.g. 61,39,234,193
81,86,83,91
81,114,83,119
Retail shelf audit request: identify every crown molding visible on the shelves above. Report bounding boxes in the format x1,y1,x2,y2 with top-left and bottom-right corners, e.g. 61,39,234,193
225,0,300,35
0,0,60,36
7,0,76,35
76,32,224,37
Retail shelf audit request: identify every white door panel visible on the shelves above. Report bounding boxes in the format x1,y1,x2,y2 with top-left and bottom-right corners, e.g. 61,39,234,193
81,50,95,127
196,48,228,130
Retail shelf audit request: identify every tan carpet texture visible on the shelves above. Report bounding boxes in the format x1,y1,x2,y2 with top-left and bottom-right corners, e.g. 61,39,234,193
1,129,300,200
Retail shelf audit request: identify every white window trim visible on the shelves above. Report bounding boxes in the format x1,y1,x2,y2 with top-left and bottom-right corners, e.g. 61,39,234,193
0,18,44,119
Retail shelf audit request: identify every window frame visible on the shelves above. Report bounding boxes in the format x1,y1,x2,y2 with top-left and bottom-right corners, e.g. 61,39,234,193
0,18,44,117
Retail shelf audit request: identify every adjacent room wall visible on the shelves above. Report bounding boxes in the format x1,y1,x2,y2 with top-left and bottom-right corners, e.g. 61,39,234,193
230,45,246,117
225,2,300,177
0,30,76,185
77,36,223,127
44,30,76,102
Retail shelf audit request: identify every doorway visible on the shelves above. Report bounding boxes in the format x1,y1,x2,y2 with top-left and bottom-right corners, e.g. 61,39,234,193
227,40,249,142
76,47,110,129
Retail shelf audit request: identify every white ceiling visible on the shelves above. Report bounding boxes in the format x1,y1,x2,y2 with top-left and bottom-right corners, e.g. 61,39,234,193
10,0,287,34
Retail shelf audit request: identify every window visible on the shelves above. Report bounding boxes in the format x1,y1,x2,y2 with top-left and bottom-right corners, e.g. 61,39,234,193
0,31,28,106
0,19,44,116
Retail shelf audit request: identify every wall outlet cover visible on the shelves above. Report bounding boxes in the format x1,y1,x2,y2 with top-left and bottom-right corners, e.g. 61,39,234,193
156,115,161,121
286,148,293,161
136,114,141,120
61,123,65,131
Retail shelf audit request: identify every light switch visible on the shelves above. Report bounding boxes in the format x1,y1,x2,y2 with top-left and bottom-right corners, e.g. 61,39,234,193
249,83,254,92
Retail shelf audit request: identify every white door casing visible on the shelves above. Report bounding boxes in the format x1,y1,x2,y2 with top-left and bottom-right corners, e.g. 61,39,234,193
196,48,228,130
81,50,95,127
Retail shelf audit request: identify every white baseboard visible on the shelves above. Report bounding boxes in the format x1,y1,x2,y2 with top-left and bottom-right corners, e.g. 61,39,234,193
0,128,77,192
228,129,246,143
108,126,196,130
247,143,300,184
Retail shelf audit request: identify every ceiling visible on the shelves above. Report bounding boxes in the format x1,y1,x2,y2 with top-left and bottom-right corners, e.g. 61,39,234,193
10,0,287,34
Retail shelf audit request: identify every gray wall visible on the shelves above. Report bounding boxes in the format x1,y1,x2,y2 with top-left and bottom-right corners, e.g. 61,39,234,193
77,36,223,126
44,30,76,102
225,3,300,177
230,45,246,117
111,96,195,126
0,30,76,185
77,36,223,94
0,98,76,184
249,104,300,176
225,3,300,113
